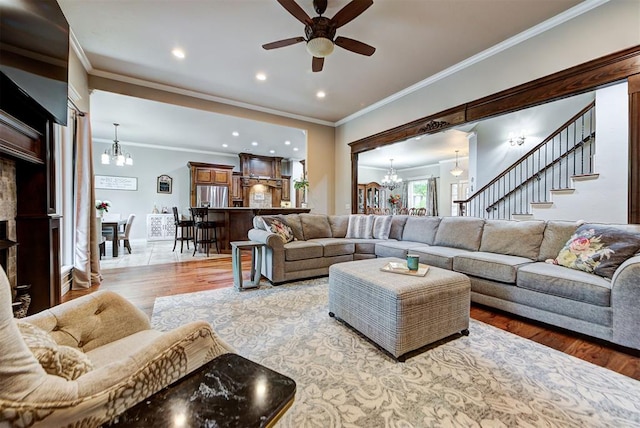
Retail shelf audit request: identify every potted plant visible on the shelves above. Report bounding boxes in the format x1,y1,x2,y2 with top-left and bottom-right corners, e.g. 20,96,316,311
294,175,310,207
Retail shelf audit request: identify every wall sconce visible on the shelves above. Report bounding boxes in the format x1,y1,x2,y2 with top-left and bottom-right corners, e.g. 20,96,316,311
508,130,527,146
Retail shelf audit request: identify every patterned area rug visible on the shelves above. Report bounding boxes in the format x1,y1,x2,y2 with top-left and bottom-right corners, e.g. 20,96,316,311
152,279,640,427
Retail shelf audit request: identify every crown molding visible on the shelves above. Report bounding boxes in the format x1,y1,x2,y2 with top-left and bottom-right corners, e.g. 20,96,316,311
335,0,609,127
93,138,259,158
69,28,92,72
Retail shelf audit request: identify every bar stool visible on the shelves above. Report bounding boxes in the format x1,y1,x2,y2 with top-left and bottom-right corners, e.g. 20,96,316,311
172,207,194,253
190,207,220,257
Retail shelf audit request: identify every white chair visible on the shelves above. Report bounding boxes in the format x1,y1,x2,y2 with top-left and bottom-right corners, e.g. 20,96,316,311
103,213,135,254
0,266,234,427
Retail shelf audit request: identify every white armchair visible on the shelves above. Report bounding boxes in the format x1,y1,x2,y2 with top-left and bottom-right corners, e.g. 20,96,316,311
0,268,234,427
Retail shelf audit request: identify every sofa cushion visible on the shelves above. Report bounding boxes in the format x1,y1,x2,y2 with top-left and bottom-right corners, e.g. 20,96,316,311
300,214,332,240
283,240,323,261
346,238,385,254
374,240,425,258
16,321,94,380
453,251,533,284
262,217,295,243
517,262,612,307
480,219,546,260
345,214,374,239
554,223,640,279
434,217,485,251
389,215,409,240
312,238,355,257
411,245,473,270
282,214,305,241
537,220,582,261
372,215,393,239
329,215,350,238
401,216,441,244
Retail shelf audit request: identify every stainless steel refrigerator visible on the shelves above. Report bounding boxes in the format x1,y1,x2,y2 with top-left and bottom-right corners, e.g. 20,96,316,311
196,185,229,207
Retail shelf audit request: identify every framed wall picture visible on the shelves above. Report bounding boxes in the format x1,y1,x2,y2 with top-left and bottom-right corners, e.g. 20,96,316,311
157,175,172,194
95,175,138,191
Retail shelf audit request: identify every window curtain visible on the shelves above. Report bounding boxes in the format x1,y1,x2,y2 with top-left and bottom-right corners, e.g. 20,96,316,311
72,112,101,288
400,182,409,209
426,177,438,216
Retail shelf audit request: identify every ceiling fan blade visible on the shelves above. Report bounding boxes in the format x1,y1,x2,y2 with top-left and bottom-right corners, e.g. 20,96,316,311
312,56,324,72
335,36,375,56
331,0,373,28
262,37,305,50
276,0,312,25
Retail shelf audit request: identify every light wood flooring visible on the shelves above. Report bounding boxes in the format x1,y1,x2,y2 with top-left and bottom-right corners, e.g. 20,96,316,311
63,255,640,382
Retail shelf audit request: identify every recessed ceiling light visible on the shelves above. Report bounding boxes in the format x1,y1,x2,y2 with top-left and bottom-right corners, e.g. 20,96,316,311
415,136,422,140
232,131,239,137
251,141,258,146
256,73,267,81
172,48,185,59
269,150,275,154
316,91,326,98
293,147,299,151
284,140,291,145
222,144,228,148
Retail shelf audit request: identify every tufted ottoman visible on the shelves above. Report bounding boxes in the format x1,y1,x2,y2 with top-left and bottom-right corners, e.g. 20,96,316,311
329,257,471,361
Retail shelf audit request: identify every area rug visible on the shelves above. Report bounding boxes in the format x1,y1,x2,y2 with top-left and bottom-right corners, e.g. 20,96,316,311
151,279,640,427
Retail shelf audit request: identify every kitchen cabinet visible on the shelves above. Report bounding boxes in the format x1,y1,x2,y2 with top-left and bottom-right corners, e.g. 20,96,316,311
146,214,176,241
232,172,243,204
187,162,235,206
281,175,291,201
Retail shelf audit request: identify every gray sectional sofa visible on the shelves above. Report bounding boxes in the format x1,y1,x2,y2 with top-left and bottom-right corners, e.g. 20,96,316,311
247,213,640,351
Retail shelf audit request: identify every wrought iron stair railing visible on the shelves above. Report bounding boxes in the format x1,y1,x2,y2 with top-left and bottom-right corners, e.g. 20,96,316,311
456,101,596,219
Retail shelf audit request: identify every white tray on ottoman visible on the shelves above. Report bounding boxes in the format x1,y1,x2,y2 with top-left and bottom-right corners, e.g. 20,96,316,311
328,257,471,361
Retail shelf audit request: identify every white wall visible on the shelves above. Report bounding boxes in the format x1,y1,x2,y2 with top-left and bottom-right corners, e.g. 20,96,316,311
335,0,640,218
93,144,239,239
532,82,629,223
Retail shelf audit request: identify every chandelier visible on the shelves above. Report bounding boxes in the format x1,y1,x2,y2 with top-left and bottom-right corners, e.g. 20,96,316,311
381,159,402,191
450,150,463,177
101,123,133,166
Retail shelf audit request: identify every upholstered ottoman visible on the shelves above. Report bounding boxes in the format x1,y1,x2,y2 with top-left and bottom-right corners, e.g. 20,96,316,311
328,257,471,360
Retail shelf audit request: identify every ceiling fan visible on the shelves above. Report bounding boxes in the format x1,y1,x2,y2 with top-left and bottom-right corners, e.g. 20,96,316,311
263,0,375,72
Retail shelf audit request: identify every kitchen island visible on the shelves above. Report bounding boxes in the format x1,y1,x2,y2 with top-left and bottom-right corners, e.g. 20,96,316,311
202,207,310,253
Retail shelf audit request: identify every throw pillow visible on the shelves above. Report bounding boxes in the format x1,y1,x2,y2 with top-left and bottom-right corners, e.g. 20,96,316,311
372,215,393,240
262,218,295,243
553,224,640,279
345,215,374,239
16,321,94,380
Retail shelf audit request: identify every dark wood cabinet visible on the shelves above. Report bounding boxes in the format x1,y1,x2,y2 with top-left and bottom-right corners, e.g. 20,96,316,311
231,172,243,204
281,175,291,201
187,162,234,206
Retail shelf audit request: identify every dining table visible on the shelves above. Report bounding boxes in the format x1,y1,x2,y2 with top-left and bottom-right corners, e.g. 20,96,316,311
101,219,127,257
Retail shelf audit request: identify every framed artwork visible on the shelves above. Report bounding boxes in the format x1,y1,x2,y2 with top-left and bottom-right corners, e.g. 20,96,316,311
157,175,172,194
95,175,138,191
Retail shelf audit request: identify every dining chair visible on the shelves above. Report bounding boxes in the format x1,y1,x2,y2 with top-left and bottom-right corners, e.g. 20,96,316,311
417,208,427,216
190,208,220,256
104,214,135,254
398,207,409,215
172,206,194,253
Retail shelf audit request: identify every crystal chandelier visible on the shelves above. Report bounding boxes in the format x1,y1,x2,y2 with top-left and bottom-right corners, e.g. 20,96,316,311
101,123,133,166
381,159,402,191
450,150,463,177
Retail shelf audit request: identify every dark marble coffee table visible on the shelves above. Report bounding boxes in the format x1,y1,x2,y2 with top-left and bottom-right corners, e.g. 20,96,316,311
107,353,296,427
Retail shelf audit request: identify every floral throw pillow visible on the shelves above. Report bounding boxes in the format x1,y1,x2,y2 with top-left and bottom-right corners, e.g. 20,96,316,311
263,218,295,243
552,224,640,279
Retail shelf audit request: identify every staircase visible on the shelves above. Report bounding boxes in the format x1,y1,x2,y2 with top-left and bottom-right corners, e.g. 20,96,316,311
456,101,596,219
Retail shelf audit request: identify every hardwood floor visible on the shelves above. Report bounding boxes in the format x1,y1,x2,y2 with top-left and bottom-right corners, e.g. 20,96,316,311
63,256,640,381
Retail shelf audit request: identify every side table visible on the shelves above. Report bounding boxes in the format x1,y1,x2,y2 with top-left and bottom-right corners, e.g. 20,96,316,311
107,353,296,427
231,240,265,290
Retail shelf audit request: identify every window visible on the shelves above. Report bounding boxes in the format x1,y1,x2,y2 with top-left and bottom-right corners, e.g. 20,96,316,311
407,180,428,208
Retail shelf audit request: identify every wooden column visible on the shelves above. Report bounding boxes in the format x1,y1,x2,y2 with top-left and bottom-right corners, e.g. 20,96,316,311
629,73,640,224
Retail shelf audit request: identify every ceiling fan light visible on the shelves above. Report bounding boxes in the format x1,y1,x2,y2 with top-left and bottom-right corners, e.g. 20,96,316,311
306,37,334,57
